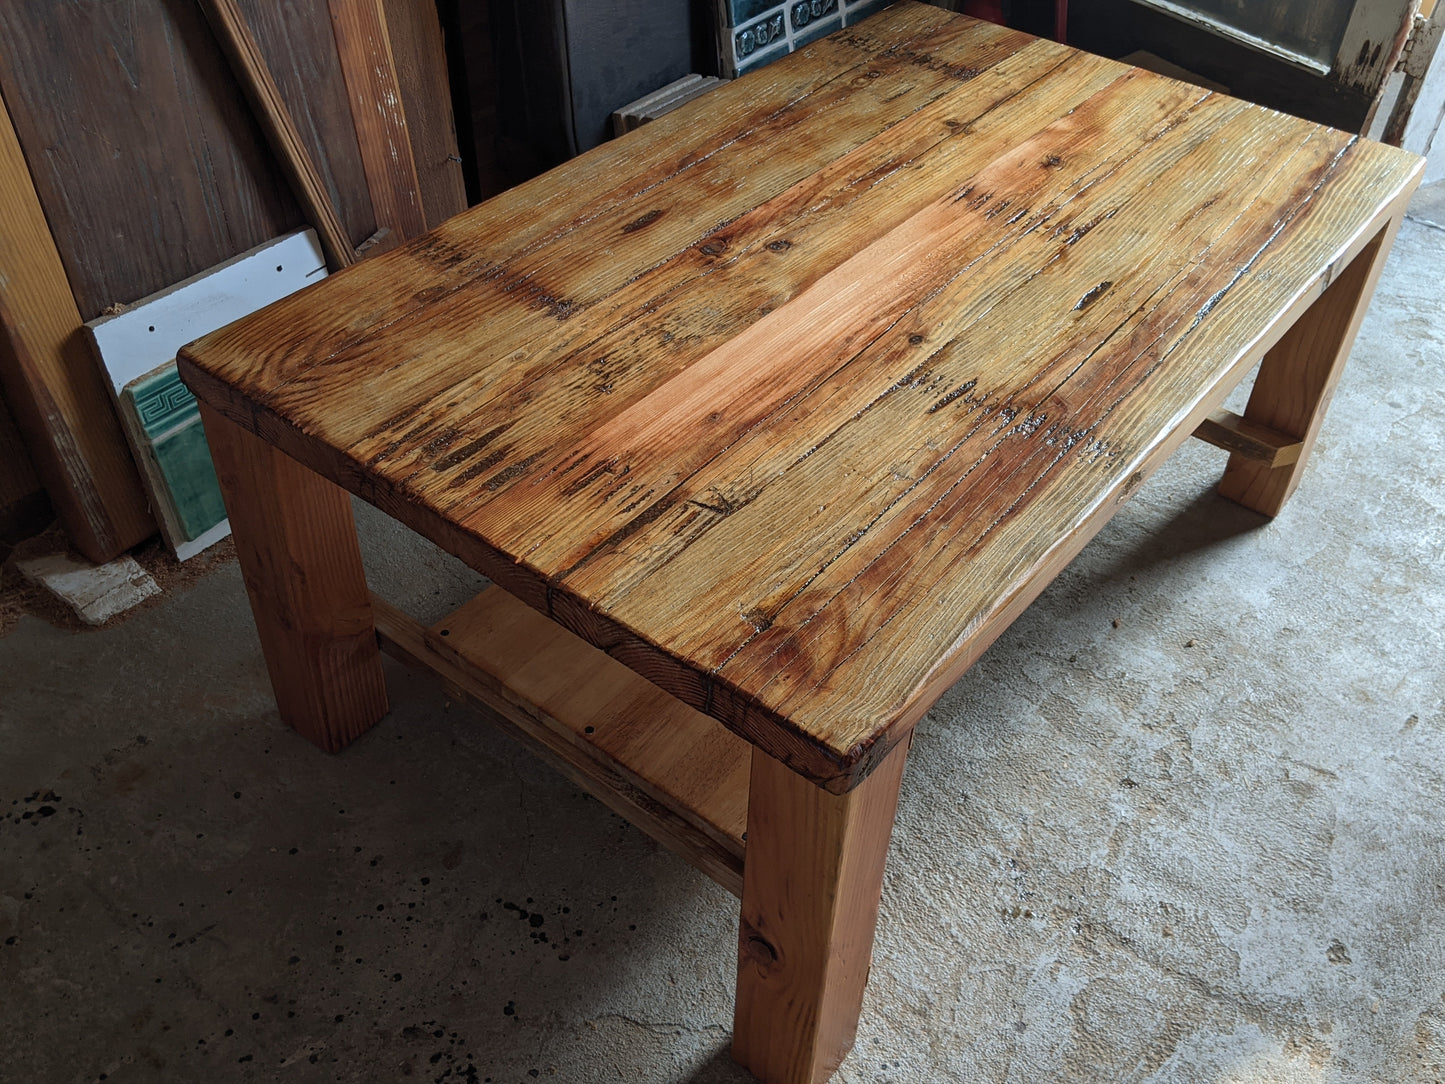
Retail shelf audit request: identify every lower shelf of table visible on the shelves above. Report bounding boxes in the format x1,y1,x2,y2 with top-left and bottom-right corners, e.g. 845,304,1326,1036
371,587,751,896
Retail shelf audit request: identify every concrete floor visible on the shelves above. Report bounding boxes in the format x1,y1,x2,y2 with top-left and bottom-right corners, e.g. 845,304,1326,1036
3,186,1444,1084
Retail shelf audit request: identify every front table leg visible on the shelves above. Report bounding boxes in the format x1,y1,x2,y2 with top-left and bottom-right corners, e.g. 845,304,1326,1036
200,403,388,751
734,736,911,1084
1219,218,1401,517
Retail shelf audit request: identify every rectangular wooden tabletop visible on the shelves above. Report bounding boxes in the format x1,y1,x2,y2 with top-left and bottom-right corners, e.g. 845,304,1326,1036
179,2,1421,793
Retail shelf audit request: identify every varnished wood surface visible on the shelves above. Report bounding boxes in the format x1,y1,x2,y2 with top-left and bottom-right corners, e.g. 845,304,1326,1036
200,404,387,750
1218,224,1400,516
374,588,750,895
734,739,911,1083
1192,408,1303,468
181,2,1423,790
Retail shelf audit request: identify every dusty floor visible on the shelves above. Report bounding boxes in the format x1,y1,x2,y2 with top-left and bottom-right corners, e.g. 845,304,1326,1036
2,186,1443,1084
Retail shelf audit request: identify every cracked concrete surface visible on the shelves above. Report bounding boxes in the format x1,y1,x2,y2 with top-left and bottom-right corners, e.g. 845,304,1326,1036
2,185,1443,1083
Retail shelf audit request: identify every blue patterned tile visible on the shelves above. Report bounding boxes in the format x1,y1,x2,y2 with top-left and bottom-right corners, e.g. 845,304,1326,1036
722,0,895,76
790,0,839,31
735,10,787,64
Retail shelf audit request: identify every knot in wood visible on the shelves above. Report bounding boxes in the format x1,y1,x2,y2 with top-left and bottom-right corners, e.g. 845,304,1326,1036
744,933,779,967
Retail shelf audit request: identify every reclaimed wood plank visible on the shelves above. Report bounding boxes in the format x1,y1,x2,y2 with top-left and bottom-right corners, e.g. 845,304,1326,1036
382,0,468,228
0,95,154,563
200,0,357,271
733,738,911,1083
199,403,387,750
373,589,749,894
1191,408,1303,466
179,3,1423,790
240,0,376,248
329,0,428,248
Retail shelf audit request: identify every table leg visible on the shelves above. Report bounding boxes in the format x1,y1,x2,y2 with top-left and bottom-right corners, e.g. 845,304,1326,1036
200,403,388,751
1218,216,1402,517
733,735,911,1084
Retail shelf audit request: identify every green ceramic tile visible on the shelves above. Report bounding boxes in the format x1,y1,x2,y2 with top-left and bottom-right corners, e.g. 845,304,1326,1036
121,362,226,544
151,420,227,541
126,365,199,440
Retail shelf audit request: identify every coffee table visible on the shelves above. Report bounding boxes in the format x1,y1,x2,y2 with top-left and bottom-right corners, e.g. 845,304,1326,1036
178,5,1421,1080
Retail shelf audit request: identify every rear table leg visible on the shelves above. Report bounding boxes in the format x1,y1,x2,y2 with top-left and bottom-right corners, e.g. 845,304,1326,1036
200,403,388,751
1219,217,1402,517
733,736,911,1084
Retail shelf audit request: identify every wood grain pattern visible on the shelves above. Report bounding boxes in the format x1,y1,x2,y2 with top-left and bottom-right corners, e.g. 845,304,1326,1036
199,403,386,750
1217,222,1398,515
329,0,428,249
1192,408,1303,467
182,3,998,396
180,2,1423,791
374,588,749,894
0,95,154,563
733,738,910,1084
237,0,376,248
0,0,372,319
201,0,357,271
382,0,468,228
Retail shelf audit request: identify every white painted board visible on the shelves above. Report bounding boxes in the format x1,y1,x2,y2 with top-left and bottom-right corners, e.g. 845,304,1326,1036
88,230,326,394
85,230,327,560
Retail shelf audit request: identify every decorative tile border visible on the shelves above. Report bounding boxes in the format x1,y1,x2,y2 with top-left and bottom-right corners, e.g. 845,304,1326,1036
85,230,326,560
721,0,896,76
121,365,226,544
128,366,199,440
